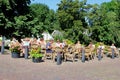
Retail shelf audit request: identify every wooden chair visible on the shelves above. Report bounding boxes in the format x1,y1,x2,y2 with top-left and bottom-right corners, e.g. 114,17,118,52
84,47,92,61
106,46,119,57
90,45,95,59
44,49,54,61
52,47,63,62
74,46,82,60
64,45,75,62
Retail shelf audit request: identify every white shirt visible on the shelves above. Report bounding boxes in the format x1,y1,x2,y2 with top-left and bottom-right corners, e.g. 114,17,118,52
56,42,62,48
23,41,30,46
98,45,105,49
110,46,116,49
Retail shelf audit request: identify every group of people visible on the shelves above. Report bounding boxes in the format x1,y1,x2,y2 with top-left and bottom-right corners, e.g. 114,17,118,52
8,37,119,60
9,37,67,56
74,41,119,60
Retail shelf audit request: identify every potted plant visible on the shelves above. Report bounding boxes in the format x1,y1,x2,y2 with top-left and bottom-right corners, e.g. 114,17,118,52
9,44,21,58
30,47,43,63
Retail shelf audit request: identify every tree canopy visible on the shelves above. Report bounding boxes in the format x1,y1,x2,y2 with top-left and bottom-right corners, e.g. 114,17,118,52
0,0,31,38
0,0,120,46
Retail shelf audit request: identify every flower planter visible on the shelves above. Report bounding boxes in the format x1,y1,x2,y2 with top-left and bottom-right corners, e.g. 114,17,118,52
11,52,20,58
32,57,42,63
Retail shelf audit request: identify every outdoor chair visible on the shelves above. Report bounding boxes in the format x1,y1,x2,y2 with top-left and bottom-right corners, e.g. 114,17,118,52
64,45,75,62
106,46,119,58
84,47,92,61
74,46,82,60
44,49,54,60
90,45,95,59
52,47,63,62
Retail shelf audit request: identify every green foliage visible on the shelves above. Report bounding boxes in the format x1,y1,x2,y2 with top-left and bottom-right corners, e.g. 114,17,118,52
57,0,91,44
30,53,43,59
53,34,64,42
65,39,74,45
13,15,33,38
88,0,120,47
29,48,43,59
10,46,21,53
30,3,59,37
0,0,31,38
0,0,120,48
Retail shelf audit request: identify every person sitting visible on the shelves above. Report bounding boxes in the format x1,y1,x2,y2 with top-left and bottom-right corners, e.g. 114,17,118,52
88,42,95,48
55,40,63,54
74,41,82,53
44,39,54,60
46,39,54,53
61,40,67,48
110,43,119,57
39,38,46,53
55,40,63,48
87,42,95,59
88,42,95,52
110,43,116,49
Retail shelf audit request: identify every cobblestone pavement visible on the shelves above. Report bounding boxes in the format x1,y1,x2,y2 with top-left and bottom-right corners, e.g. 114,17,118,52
0,52,120,80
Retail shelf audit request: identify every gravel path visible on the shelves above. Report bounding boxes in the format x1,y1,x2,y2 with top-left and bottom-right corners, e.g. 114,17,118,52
0,52,120,80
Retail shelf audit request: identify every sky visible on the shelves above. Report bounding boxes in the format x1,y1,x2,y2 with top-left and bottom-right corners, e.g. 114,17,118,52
31,0,111,11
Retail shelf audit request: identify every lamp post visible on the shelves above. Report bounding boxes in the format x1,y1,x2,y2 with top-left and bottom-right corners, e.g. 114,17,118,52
0,35,5,54
98,48,102,61
56,48,62,65
111,48,115,59
24,45,29,59
24,38,30,59
81,47,85,62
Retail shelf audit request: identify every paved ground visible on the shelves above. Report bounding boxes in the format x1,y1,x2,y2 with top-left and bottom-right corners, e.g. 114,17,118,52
0,51,120,80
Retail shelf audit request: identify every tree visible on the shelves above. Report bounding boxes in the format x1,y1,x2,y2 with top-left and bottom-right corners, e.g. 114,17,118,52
57,0,91,43
0,0,31,54
30,3,60,37
88,0,120,46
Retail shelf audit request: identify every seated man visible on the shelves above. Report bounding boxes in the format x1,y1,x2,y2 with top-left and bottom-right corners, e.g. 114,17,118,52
38,38,46,53
74,41,82,53
110,43,116,49
55,40,63,48
44,39,54,60
61,40,67,48
88,42,95,53
110,43,119,57
88,42,95,49
46,39,54,53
